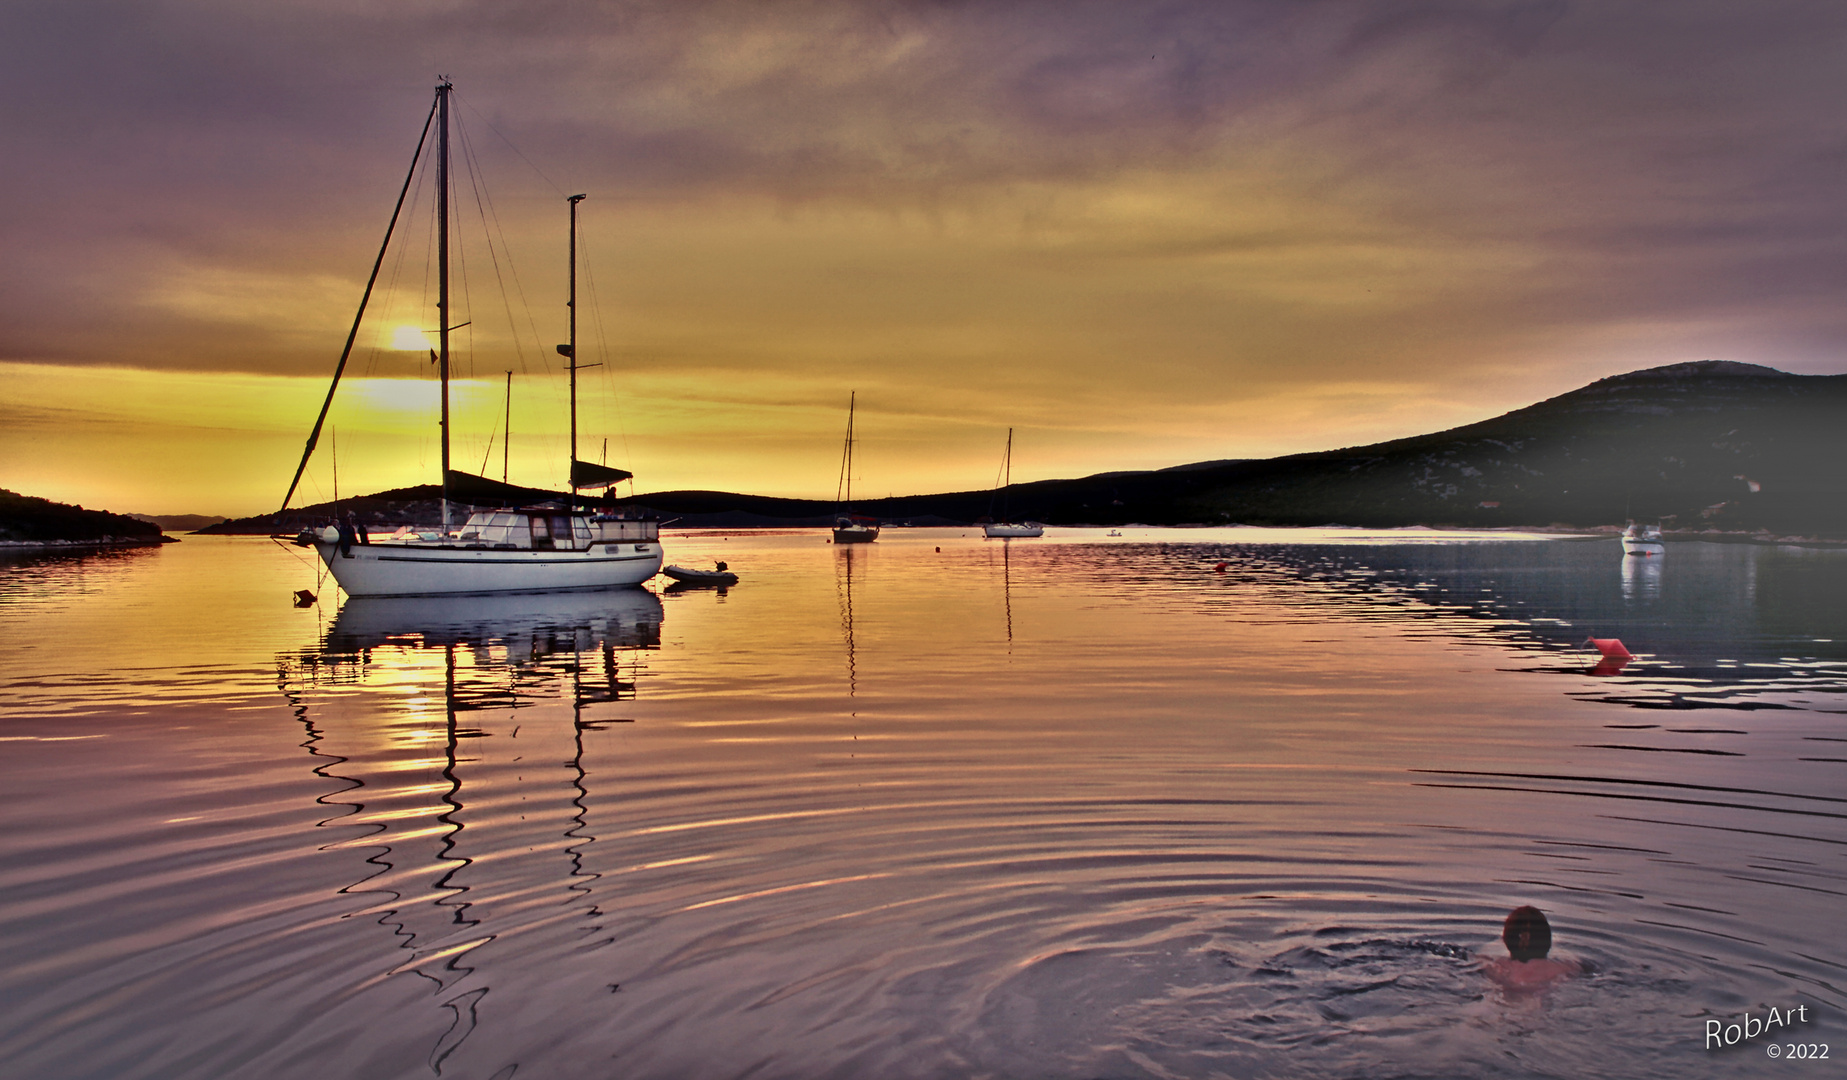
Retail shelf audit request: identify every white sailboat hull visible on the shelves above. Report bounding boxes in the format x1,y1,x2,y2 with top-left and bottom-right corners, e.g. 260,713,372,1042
1621,524,1664,557
315,540,662,597
983,523,1044,538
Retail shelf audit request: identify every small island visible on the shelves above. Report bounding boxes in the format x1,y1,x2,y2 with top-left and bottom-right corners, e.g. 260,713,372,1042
0,489,171,549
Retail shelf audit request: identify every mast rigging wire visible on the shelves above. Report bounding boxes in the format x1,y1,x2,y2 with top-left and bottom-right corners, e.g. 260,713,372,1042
279,91,438,513
455,110,546,379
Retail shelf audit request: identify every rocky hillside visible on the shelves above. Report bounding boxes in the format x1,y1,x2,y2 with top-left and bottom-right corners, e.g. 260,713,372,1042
196,485,448,536
1131,361,1846,533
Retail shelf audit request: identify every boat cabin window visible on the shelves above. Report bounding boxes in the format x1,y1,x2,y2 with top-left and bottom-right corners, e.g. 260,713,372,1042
525,515,578,549
462,511,525,547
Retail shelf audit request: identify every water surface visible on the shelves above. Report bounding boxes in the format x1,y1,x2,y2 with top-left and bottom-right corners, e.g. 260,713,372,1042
1,529,1841,1078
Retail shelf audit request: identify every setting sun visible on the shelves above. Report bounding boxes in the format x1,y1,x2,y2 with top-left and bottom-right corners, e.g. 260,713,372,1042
389,325,429,351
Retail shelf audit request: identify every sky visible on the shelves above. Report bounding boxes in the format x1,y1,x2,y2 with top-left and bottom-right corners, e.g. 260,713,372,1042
2,0,1844,517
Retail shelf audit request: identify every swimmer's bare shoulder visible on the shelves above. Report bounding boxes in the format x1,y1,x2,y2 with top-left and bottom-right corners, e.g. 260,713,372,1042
1484,955,1580,991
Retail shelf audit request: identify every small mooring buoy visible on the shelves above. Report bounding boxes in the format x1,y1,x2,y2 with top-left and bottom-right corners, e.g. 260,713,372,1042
1583,637,1632,676
1585,637,1631,660
292,589,317,608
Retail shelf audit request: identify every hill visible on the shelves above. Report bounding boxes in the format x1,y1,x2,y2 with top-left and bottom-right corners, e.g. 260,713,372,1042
1150,360,1846,533
128,513,226,533
627,362,1847,535
203,362,1847,537
0,489,169,546
196,485,454,536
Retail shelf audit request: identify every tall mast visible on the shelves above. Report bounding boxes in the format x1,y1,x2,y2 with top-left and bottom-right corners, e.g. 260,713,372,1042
833,391,859,516
502,370,512,483
436,79,453,528
1002,427,1012,523
568,193,586,500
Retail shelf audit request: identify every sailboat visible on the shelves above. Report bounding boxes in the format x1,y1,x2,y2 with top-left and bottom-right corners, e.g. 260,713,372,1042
832,392,879,543
982,428,1044,538
281,81,662,597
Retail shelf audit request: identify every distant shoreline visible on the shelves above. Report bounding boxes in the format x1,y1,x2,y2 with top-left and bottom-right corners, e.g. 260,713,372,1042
1467,524,1847,547
181,522,1847,550
0,536,174,552
19,361,1847,546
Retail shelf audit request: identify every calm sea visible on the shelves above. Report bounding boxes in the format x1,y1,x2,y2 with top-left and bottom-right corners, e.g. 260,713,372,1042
1,529,1841,1079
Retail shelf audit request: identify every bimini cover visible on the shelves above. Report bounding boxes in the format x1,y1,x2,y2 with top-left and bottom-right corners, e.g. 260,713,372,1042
570,459,633,489
444,469,613,507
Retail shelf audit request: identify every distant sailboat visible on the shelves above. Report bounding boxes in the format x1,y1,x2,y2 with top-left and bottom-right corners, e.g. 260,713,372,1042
832,392,879,544
983,428,1044,538
281,81,662,596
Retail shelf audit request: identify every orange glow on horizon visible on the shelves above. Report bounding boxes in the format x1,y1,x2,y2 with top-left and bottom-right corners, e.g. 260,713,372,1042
0,360,1534,518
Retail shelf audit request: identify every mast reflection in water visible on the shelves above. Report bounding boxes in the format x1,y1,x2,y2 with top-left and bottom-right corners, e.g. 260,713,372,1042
275,588,661,1072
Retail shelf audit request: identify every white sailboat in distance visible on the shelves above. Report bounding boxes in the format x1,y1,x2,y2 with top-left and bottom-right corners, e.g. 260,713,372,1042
280,81,662,597
982,428,1044,538
1621,521,1665,557
832,392,879,543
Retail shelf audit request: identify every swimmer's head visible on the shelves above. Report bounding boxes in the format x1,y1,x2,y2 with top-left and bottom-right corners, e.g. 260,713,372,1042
1503,905,1552,961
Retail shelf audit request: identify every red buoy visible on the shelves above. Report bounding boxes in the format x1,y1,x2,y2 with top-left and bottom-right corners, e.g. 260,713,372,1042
1585,637,1631,660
